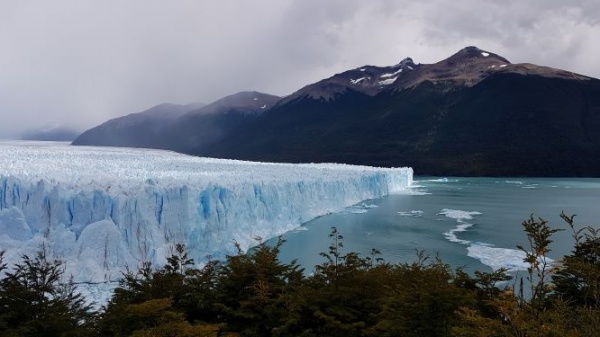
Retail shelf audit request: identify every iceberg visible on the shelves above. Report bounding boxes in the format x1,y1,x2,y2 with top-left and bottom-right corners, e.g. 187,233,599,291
0,141,413,284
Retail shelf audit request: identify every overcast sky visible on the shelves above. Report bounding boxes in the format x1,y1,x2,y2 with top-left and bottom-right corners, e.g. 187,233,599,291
1,0,599,138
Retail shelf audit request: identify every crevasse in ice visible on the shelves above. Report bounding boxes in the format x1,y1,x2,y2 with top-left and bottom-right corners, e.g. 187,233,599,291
0,141,412,283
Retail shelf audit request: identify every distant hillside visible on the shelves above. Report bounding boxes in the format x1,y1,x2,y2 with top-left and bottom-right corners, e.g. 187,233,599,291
163,92,280,154
74,47,600,176
72,102,204,149
72,92,280,153
20,125,81,141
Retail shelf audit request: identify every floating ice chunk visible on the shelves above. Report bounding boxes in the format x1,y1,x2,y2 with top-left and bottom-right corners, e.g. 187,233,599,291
438,208,554,272
439,209,482,245
405,190,431,196
467,244,528,271
344,202,379,214
425,178,451,182
439,209,482,221
398,210,424,217
467,243,555,272
444,223,474,245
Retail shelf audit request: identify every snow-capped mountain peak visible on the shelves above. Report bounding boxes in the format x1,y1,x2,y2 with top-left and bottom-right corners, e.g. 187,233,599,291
398,57,416,68
279,56,419,103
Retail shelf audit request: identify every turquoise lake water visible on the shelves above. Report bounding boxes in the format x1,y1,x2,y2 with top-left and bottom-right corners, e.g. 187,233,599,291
269,177,600,275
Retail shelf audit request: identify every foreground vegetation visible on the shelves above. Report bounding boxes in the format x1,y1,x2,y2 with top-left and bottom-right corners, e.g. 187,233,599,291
1,212,600,336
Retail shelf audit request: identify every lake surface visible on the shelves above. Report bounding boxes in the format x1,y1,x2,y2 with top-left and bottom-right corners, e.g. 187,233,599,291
269,177,600,275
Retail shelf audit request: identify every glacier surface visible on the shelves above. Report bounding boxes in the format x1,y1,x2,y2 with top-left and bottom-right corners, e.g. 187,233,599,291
0,141,413,284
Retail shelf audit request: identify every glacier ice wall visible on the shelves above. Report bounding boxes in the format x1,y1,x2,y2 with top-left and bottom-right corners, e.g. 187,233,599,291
0,141,412,283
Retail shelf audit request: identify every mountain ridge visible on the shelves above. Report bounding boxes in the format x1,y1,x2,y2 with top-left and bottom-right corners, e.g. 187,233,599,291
72,102,206,148
73,46,600,176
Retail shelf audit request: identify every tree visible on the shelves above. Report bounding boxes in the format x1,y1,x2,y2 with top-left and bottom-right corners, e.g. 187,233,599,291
124,298,225,337
298,228,390,337
516,215,562,314
373,252,471,337
101,244,190,334
165,244,195,275
453,213,600,337
0,249,95,337
552,212,600,308
180,255,222,324
214,237,305,337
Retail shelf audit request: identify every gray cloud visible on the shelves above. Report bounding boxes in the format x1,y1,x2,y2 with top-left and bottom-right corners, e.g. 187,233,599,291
1,0,599,138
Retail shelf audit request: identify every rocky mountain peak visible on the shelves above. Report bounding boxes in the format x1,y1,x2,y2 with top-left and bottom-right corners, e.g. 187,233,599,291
279,57,419,103
390,46,514,90
398,57,416,68
446,46,510,64
185,91,281,116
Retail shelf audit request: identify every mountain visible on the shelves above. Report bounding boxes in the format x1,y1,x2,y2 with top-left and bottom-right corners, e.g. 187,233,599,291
163,91,280,154
75,47,600,176
276,57,417,104
72,102,205,148
72,91,280,153
202,47,600,176
20,124,81,141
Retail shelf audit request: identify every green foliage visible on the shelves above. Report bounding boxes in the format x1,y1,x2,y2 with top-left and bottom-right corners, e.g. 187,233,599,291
99,243,220,336
180,255,221,324
3,213,600,337
301,229,385,337
552,212,600,308
0,249,95,337
516,215,563,313
454,213,600,336
102,296,225,337
215,237,305,336
373,253,472,337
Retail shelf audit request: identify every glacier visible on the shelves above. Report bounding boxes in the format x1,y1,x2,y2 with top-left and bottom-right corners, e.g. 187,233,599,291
0,141,412,284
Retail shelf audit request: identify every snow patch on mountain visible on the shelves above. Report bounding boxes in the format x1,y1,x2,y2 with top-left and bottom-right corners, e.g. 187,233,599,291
381,69,403,78
378,77,397,86
350,77,366,84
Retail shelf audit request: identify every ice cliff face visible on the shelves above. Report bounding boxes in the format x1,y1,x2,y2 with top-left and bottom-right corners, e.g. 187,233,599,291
0,141,412,283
